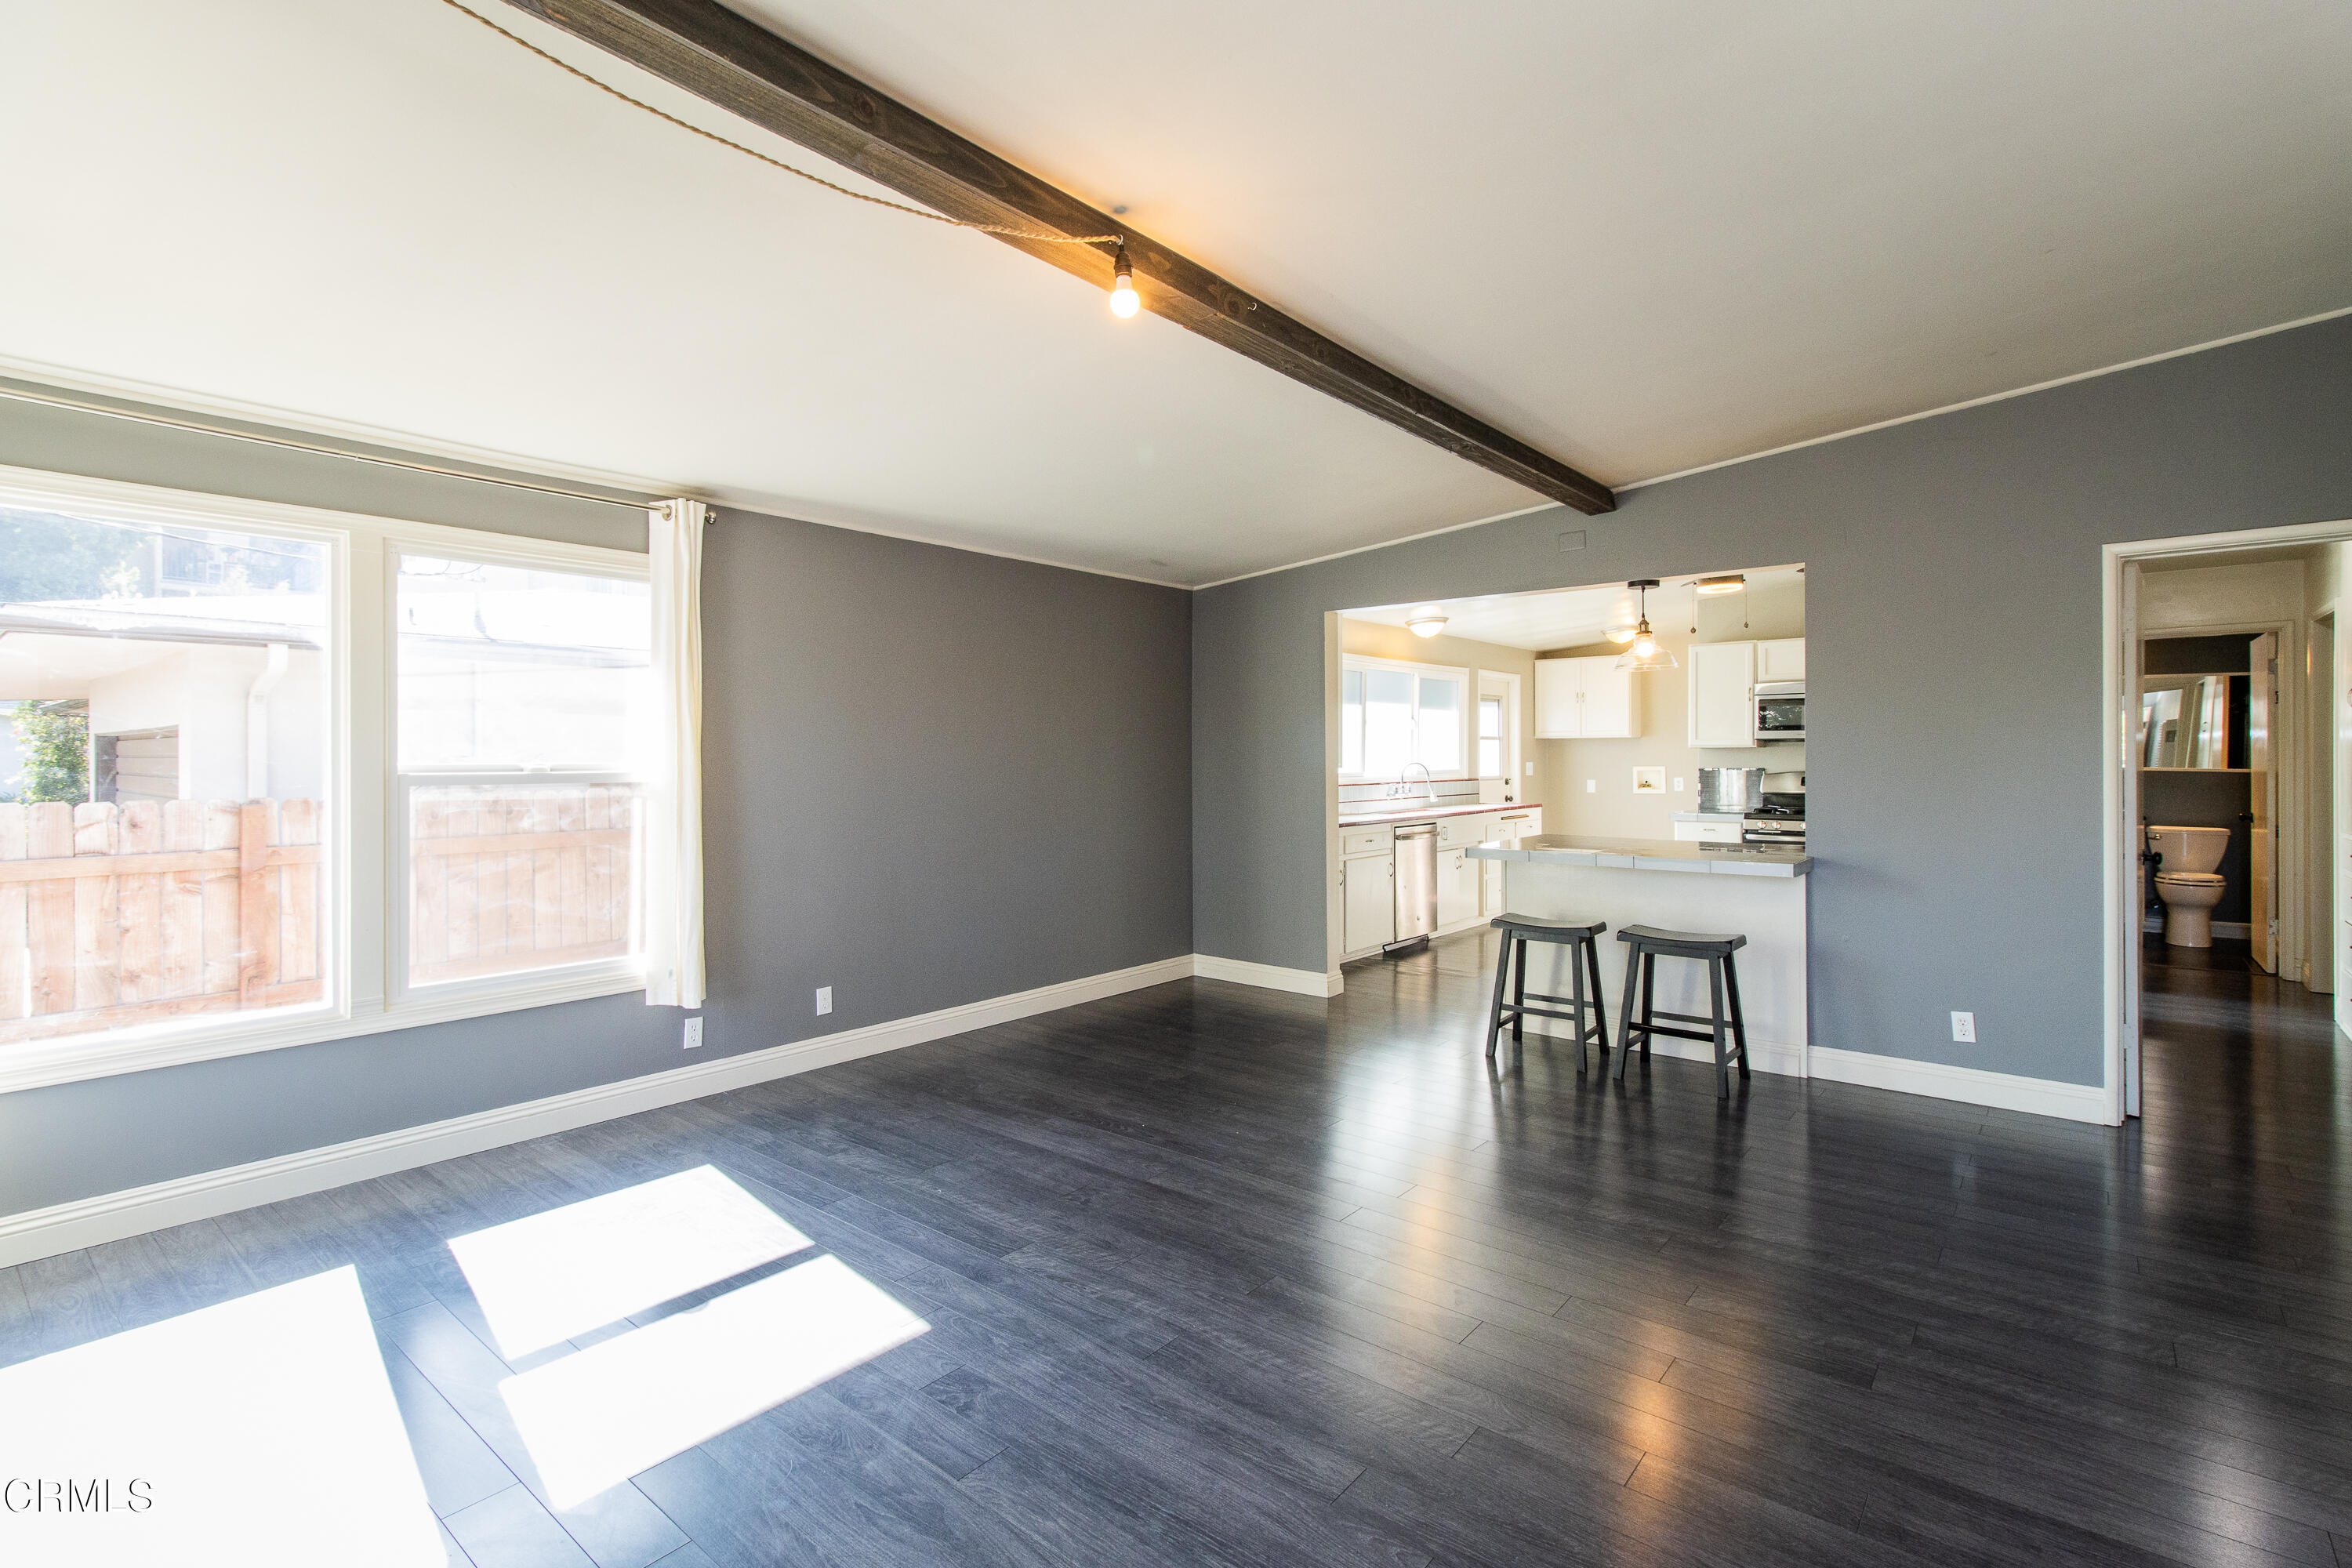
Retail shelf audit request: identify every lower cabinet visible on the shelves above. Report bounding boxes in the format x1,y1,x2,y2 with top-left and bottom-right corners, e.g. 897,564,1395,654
1438,847,1478,929
1342,851,1395,953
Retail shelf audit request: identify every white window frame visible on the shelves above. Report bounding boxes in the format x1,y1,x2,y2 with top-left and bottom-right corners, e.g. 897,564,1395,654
1338,653,1473,782
1477,670,1521,782
385,540,651,1007
0,464,652,1094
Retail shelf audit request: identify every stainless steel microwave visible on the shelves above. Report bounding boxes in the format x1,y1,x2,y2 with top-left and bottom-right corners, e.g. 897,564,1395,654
1755,681,1806,741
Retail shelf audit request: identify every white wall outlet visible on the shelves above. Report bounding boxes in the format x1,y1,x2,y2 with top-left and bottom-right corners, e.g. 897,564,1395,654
1950,1011,1976,1043
815,986,833,1016
1524,761,1534,777
682,1016,704,1050
1585,779,1598,793
1671,776,1686,793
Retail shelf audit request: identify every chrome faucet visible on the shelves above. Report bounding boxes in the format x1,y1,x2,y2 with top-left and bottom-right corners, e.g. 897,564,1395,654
1389,762,1436,800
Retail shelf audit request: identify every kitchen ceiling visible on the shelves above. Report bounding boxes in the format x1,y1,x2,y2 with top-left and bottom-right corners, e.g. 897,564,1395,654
2,2,2346,586
1349,567,1806,652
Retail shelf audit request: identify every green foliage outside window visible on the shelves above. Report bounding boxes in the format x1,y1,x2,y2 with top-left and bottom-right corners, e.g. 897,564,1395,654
10,705,89,804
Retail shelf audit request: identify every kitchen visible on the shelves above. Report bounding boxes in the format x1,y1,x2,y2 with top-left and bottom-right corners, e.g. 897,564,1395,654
1334,565,1811,1069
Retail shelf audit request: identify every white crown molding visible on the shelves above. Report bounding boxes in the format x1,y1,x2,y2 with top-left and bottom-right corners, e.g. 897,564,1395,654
0,354,1194,591
1200,303,2352,591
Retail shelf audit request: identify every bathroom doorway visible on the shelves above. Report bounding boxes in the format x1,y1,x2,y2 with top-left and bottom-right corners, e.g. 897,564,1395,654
2106,521,2352,1123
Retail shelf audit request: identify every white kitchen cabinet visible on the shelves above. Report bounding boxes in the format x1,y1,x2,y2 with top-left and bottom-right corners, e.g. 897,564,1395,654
1342,851,1395,953
1437,847,1478,928
1687,641,1759,748
1534,658,1641,739
1757,637,1806,682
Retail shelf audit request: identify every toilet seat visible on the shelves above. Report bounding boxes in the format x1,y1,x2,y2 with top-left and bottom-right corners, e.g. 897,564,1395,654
2154,870,2225,886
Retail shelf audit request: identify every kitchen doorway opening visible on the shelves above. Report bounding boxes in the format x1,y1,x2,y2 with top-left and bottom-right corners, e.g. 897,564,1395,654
2104,519,2352,1127
1326,563,1805,985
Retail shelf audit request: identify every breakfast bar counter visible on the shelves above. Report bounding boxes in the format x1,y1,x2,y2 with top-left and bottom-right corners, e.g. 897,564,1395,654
1468,835,1809,1073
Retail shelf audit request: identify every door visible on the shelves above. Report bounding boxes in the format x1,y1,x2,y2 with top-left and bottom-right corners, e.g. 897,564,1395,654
1688,641,1758,748
1578,658,1640,738
1343,854,1394,953
2250,631,2278,973
1534,659,1580,739
2122,564,2142,1119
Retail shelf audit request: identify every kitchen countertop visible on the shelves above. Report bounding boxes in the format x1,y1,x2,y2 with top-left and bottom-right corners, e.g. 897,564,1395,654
1338,800,1540,828
1469,833,1811,878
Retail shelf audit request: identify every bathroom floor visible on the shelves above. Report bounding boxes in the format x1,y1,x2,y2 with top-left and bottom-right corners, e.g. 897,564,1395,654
2140,931,2259,974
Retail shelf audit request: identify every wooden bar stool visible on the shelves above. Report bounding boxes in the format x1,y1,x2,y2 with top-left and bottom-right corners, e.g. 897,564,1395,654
1484,913,1610,1072
1613,925,1751,1098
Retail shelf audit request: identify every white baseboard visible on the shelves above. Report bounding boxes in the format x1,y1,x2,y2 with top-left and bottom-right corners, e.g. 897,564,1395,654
1519,1018,2107,1123
2212,921,2253,939
0,953,1196,1269
1808,1046,2111,1123
1192,954,1344,997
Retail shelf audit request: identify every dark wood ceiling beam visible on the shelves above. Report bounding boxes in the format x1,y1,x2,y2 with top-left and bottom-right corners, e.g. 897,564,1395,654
503,0,1616,514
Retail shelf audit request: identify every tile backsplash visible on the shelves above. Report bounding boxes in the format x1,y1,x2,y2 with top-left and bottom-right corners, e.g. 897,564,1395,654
1338,779,1488,811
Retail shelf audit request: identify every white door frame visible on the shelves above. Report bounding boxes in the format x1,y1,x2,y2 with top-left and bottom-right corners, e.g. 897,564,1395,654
2102,517,2352,1123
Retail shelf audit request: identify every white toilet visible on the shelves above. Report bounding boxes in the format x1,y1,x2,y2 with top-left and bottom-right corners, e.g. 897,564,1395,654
2147,825,2232,947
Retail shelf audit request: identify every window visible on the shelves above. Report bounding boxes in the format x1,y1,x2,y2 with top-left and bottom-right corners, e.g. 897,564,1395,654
394,554,652,993
1478,696,1505,778
1338,655,1469,780
0,468,658,1092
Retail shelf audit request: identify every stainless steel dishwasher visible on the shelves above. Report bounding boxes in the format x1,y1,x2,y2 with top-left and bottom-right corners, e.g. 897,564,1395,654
1387,823,1438,954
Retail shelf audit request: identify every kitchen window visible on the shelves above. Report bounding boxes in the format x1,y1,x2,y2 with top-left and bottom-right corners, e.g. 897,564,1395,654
0,466,662,1093
1339,655,1470,781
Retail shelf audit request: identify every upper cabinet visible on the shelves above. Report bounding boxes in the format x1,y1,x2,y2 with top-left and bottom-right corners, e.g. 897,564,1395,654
1757,637,1806,682
1687,641,1758,748
1535,657,1642,739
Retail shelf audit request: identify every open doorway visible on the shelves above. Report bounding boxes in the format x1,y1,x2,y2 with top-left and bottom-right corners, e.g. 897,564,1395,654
2106,524,2352,1124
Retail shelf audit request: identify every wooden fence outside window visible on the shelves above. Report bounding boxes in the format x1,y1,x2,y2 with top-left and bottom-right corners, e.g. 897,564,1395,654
0,798,321,1045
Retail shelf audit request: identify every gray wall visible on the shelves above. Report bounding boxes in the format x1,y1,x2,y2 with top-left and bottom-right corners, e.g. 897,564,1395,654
0,394,1192,1216
1194,314,2352,1086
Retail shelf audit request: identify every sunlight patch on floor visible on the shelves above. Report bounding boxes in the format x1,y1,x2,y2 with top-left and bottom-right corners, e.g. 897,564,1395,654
0,1267,441,1567
448,1164,812,1358
500,1253,930,1508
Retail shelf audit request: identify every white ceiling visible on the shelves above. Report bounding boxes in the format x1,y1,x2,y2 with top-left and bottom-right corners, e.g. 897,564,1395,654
2,2,2347,587
1349,566,1802,651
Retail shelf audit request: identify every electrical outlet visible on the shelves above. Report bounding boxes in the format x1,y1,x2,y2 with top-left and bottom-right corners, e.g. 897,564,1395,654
1524,762,1534,777
1951,1011,1976,1043
1671,776,1686,793
815,986,833,1016
1585,779,1597,793
682,1016,704,1051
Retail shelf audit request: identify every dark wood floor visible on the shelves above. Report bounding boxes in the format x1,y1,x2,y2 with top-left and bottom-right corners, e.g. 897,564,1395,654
6,926,2352,1567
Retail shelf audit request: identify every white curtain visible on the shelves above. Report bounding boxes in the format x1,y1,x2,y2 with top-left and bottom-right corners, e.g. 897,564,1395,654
644,499,707,1008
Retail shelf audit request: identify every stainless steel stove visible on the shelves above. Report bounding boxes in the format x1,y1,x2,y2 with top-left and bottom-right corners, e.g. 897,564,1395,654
1741,789,1806,847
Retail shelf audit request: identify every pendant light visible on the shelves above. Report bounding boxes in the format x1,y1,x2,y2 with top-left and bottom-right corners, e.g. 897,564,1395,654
1108,244,1140,318
1613,579,1679,672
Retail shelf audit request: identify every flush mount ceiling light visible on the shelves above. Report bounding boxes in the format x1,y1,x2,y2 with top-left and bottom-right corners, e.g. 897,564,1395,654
1405,607,1449,638
1613,580,1679,672
1696,574,1748,595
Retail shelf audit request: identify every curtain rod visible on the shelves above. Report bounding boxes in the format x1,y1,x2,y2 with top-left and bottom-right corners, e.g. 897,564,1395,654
0,382,666,511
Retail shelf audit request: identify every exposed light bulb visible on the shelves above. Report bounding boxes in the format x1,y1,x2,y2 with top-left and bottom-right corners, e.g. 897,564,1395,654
1109,243,1140,318
1632,630,1657,658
